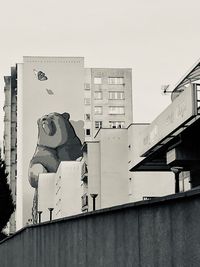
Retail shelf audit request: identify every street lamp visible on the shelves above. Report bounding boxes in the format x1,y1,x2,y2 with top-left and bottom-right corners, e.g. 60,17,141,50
37,211,42,223
48,208,54,221
171,167,183,193
90,194,98,211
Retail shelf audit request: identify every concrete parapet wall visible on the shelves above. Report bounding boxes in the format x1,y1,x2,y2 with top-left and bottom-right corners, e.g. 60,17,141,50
1,189,200,266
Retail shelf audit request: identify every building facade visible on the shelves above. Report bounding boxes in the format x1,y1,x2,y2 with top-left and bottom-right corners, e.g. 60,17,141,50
81,125,174,212
35,124,173,219
3,57,133,231
84,68,133,140
82,128,129,211
3,67,17,234
131,59,200,193
38,162,83,223
4,57,85,230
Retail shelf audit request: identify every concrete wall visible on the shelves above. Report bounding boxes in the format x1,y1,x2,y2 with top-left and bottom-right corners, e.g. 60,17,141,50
1,189,200,267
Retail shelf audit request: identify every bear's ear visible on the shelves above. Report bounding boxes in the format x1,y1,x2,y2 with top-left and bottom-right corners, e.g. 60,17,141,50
37,118,41,125
62,112,70,121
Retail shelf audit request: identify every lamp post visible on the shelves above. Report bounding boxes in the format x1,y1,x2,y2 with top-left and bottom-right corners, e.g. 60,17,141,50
37,211,42,223
171,167,183,193
48,208,54,221
90,194,98,211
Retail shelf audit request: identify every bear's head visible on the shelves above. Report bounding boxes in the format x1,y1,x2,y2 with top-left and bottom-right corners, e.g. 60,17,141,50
37,112,70,148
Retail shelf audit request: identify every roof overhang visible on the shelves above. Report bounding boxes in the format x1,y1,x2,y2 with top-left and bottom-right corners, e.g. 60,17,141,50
171,59,200,100
131,83,200,172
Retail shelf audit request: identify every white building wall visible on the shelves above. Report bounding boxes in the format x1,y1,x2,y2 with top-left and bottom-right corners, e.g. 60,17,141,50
16,57,84,229
127,124,174,202
86,128,129,211
38,173,55,222
87,142,101,210
54,161,82,219
99,129,129,208
37,161,83,223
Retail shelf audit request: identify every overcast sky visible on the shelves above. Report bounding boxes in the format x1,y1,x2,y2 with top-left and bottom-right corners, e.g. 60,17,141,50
0,0,200,142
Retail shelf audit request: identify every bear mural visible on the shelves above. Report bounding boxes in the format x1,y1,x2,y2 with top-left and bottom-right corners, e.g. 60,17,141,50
29,112,83,188
29,112,83,223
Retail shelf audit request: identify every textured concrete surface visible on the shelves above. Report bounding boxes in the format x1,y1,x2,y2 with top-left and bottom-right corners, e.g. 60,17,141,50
1,189,200,266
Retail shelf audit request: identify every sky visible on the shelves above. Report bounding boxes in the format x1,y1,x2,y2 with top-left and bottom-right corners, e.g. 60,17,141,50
1,0,200,141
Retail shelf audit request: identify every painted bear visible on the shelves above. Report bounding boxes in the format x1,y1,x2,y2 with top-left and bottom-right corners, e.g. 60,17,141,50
28,112,83,188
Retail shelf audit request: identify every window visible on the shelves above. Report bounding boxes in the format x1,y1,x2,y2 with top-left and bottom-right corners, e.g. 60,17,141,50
94,91,102,100
84,83,90,90
84,98,91,105
109,91,124,100
86,129,91,136
94,106,102,115
94,77,102,84
108,77,124,85
109,106,125,115
197,84,200,108
109,121,125,128
95,121,102,128
85,114,91,121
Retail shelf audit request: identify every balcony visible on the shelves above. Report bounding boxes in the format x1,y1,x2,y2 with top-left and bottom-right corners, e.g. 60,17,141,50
81,163,88,182
81,193,88,212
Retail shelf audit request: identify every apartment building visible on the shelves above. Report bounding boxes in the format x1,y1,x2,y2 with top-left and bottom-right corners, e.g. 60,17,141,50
3,57,133,230
3,67,17,234
84,68,132,140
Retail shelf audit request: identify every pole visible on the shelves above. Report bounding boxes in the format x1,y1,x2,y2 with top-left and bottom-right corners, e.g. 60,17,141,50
93,197,96,211
48,208,54,221
171,167,183,194
37,211,42,223
175,172,180,193
90,194,98,211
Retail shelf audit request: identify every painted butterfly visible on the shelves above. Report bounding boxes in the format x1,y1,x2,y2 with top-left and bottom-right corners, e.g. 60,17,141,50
33,69,48,81
46,88,54,95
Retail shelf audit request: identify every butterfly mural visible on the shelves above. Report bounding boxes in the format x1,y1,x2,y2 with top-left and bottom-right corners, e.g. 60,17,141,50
33,69,48,81
46,88,54,95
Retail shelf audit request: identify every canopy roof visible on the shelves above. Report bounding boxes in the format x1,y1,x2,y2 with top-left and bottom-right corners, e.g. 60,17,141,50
131,59,200,172
172,59,200,96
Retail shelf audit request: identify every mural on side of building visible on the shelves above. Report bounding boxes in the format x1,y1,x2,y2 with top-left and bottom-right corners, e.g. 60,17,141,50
28,112,83,223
